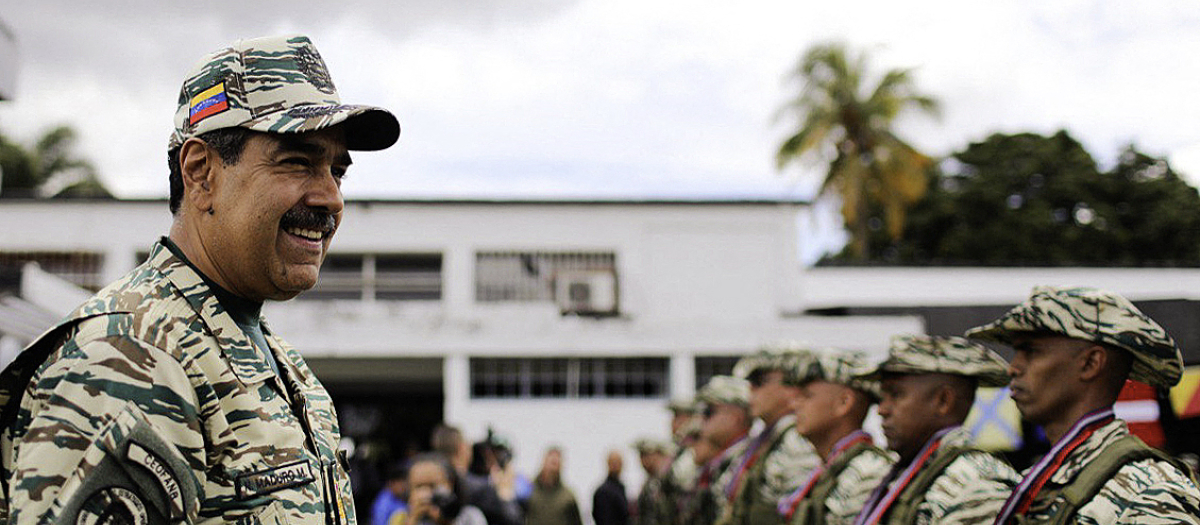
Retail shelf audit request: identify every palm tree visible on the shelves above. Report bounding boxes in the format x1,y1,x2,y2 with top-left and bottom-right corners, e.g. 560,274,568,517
0,125,112,198
776,42,938,260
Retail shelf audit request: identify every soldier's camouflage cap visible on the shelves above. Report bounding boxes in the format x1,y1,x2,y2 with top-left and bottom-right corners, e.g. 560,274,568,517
667,397,699,414
786,349,881,399
733,342,814,384
860,334,1009,387
696,375,750,407
966,285,1183,388
170,34,400,151
633,437,674,455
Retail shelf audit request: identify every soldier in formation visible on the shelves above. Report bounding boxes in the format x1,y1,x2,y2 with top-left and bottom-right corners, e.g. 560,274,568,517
719,349,820,525
0,34,399,523
677,375,753,525
851,335,1020,525
778,350,894,525
968,285,1200,524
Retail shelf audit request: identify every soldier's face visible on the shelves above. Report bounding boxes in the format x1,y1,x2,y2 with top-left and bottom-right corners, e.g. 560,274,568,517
1007,334,1091,428
877,374,942,462
204,127,348,301
748,370,799,424
791,380,844,441
701,403,748,446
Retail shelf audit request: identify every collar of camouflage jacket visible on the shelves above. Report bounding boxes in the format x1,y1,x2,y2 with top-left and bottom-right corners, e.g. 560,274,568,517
150,241,306,386
1044,418,1126,485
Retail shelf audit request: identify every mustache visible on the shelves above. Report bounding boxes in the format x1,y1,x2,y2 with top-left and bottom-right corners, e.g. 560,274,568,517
280,206,336,233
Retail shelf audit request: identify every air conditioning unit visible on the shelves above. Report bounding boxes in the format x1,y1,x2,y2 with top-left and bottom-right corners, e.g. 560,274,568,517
555,270,618,316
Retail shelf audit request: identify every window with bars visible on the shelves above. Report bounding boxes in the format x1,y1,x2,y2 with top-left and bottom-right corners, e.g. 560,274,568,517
470,357,669,399
0,251,103,290
475,251,616,303
301,253,443,301
694,355,743,390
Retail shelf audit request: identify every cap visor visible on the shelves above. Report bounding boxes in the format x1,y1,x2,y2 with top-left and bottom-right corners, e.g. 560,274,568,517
247,103,400,151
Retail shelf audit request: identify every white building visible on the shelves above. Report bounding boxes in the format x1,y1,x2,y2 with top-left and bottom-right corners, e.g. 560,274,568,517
0,198,921,517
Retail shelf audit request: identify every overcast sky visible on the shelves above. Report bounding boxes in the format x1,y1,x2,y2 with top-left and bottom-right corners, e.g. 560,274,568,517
3,1,1200,207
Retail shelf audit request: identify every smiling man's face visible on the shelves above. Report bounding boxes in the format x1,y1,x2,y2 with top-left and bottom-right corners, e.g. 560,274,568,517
200,126,350,301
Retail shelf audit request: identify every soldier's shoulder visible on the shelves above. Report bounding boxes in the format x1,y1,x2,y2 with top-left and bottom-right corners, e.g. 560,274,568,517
1076,458,1200,522
44,269,198,367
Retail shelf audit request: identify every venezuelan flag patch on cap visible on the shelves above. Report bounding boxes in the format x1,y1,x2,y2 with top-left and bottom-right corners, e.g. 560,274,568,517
189,82,229,125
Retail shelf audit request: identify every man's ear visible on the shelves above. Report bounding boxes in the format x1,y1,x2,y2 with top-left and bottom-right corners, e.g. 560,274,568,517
1078,344,1107,383
178,138,216,214
933,383,955,417
832,386,854,419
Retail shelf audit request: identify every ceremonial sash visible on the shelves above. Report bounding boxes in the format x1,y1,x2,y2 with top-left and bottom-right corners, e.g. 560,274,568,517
992,407,1115,525
724,421,778,501
852,426,957,525
778,430,873,520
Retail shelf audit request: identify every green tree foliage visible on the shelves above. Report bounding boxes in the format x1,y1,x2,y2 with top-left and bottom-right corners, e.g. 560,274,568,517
0,125,112,199
776,41,939,260
853,130,1200,266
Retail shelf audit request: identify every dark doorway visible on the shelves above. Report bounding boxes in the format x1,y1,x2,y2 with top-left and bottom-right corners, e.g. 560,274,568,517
306,357,444,519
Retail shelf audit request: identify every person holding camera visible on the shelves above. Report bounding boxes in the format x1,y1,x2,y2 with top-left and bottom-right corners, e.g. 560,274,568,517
392,454,487,525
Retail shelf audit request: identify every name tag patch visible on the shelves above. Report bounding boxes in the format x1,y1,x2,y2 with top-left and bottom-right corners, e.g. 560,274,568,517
235,460,315,500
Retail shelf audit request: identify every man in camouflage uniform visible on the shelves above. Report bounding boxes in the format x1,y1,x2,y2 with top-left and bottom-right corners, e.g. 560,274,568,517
967,285,1200,524
0,35,399,523
663,398,701,525
634,438,676,525
852,335,1019,525
719,347,819,525
778,349,894,525
678,376,752,525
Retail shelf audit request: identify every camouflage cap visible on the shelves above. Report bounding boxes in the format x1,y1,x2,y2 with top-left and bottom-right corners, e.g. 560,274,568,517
170,34,400,151
861,334,1010,387
788,349,881,399
966,285,1183,388
696,375,750,407
633,437,674,456
733,342,813,382
667,397,699,414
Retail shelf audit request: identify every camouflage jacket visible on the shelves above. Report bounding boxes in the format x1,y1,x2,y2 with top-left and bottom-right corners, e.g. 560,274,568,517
786,442,894,525
635,475,671,525
1018,419,1200,524
0,242,354,524
678,436,749,525
724,416,819,525
875,426,1018,525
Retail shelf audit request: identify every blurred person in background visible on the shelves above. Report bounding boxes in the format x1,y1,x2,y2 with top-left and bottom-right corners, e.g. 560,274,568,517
433,424,523,525
526,447,583,525
373,460,411,525
633,438,674,525
390,454,486,525
678,375,753,525
592,450,630,525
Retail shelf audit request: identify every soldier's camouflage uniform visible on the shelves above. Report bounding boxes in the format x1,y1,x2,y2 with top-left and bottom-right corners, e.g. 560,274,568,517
0,242,355,523
722,415,817,525
788,443,893,525
1010,419,1200,524
894,426,1019,525
968,285,1200,524
679,436,748,525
